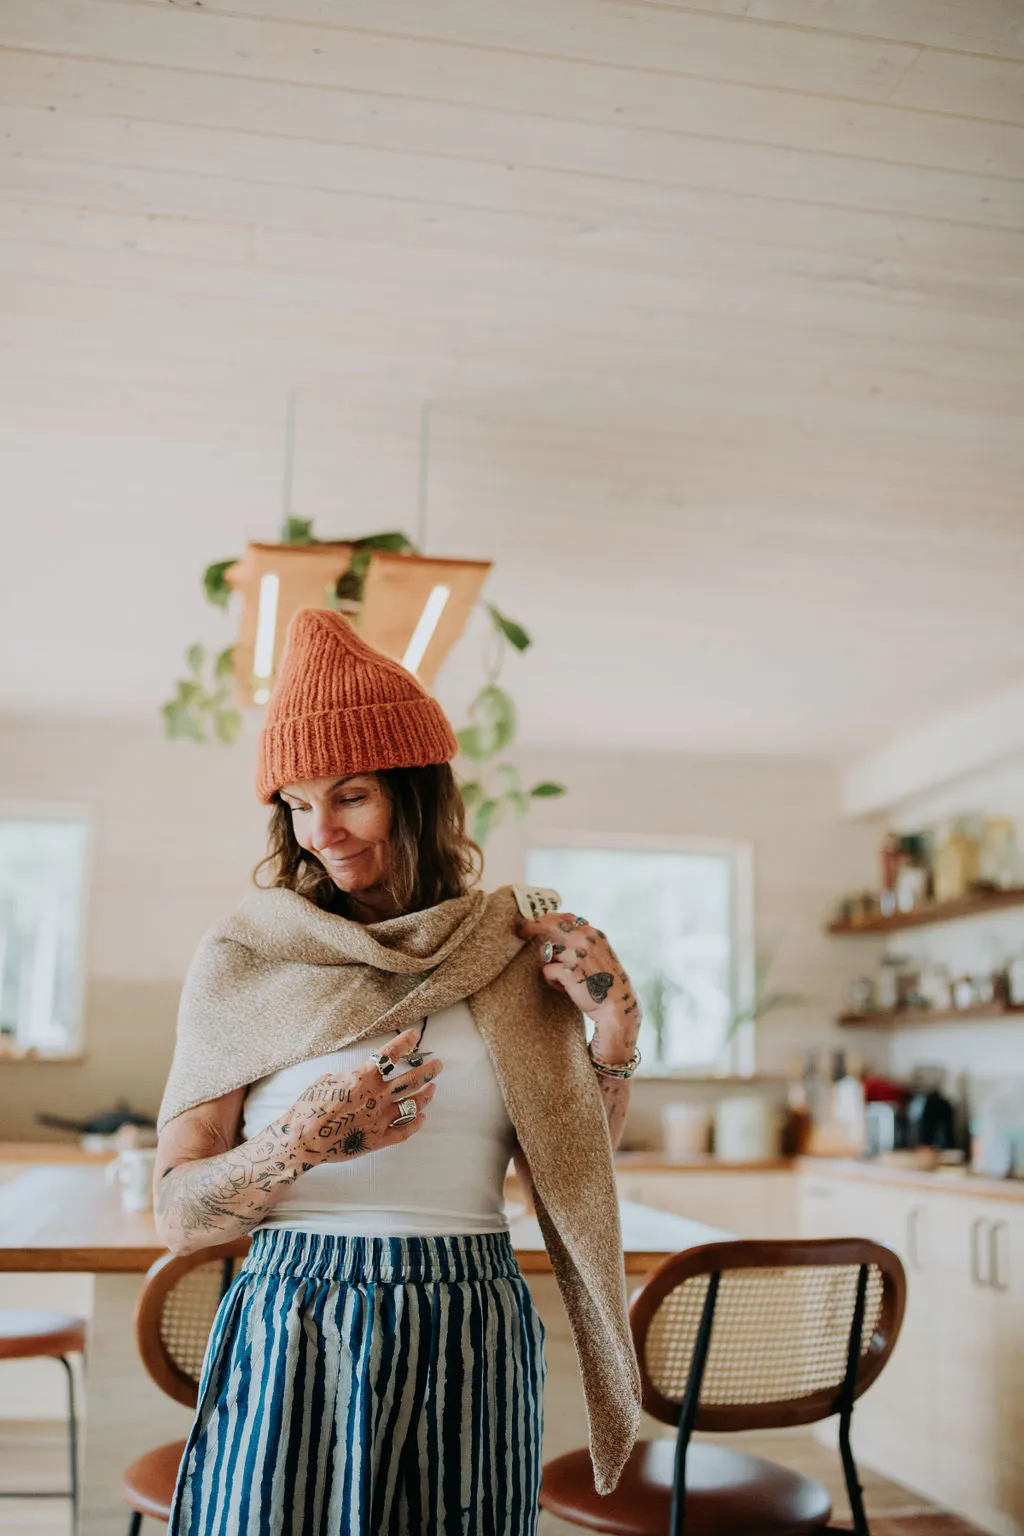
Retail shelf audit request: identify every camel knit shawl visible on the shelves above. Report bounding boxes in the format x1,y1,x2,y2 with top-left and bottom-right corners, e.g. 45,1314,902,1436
158,882,641,1494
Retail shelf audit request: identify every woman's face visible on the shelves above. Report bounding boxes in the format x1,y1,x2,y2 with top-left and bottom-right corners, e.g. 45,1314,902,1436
278,773,393,895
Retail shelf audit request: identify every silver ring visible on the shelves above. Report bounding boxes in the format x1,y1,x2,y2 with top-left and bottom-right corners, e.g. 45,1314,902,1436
390,1097,418,1128
573,916,588,928
371,1052,396,1080
542,940,556,963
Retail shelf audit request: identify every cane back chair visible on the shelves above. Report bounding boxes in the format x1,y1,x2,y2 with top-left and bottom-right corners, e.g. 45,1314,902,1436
121,1238,250,1534
541,1236,906,1536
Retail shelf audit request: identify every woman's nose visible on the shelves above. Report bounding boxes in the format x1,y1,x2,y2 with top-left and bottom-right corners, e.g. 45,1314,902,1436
309,808,345,852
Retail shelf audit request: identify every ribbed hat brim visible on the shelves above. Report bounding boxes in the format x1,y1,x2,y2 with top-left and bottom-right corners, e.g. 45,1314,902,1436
256,698,459,803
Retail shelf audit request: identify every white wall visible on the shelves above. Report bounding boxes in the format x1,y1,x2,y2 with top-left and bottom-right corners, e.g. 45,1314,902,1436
0,714,882,1139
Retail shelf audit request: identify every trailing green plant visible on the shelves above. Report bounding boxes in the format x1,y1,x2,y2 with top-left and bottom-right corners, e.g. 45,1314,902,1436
457,601,566,845
163,521,565,843
161,643,242,745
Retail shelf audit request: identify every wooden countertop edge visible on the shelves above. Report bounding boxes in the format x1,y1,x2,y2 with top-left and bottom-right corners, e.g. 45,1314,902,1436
4,1142,792,1174
615,1155,793,1172
796,1157,1024,1203
0,1246,673,1276
0,1247,166,1273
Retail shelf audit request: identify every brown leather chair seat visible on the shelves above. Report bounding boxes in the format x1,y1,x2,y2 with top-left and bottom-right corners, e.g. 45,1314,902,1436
0,1309,87,1361
541,1438,832,1536
121,1440,187,1522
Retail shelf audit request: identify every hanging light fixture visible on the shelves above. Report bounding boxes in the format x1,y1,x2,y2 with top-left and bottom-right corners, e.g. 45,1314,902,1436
223,396,491,706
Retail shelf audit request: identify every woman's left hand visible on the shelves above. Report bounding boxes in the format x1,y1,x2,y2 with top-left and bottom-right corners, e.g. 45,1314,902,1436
515,911,641,1055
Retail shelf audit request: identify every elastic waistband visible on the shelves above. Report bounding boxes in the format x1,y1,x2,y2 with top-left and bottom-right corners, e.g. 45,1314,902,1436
244,1227,522,1285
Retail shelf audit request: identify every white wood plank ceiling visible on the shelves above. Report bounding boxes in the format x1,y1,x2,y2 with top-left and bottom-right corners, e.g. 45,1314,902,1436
0,1,1022,757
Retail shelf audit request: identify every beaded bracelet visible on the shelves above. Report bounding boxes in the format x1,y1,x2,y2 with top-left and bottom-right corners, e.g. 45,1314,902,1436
587,1041,642,1079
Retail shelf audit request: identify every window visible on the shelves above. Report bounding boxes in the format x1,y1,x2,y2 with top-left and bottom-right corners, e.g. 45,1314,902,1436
0,810,90,1058
525,836,753,1074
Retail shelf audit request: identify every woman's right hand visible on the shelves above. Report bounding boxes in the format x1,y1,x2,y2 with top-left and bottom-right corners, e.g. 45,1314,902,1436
284,1026,443,1165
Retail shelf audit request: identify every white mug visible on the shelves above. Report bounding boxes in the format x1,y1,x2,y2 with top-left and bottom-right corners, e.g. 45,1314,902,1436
105,1147,158,1212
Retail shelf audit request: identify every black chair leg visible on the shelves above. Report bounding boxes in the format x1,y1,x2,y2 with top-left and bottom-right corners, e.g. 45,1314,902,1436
58,1354,79,1528
836,1264,870,1536
126,1511,143,1535
839,1418,869,1536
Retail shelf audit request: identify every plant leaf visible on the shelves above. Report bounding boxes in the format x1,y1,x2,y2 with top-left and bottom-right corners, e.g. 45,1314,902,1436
335,547,373,604
185,642,205,675
162,697,206,742
282,517,316,545
457,685,517,761
457,726,489,761
472,796,503,846
497,763,521,796
351,531,417,553
203,560,237,609
529,781,567,798
487,603,531,651
459,779,486,811
214,708,243,745
214,645,235,682
176,679,203,704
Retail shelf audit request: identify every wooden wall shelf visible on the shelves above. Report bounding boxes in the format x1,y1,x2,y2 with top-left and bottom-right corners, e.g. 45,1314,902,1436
827,887,1024,936
838,1002,1024,1030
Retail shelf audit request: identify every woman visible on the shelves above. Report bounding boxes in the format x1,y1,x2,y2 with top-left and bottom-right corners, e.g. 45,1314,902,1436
155,607,643,1536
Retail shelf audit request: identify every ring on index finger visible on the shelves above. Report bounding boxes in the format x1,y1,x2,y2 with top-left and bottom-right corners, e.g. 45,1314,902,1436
572,916,588,928
541,941,566,964
371,1052,397,1080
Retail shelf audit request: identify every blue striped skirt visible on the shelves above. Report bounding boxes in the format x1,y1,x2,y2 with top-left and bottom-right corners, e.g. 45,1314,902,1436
167,1227,547,1536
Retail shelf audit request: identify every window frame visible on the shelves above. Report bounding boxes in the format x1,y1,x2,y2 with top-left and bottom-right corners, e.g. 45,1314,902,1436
0,799,94,1061
524,830,756,1077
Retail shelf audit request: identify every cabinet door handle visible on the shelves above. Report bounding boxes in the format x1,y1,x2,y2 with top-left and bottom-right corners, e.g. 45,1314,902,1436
906,1205,924,1271
989,1221,1010,1293
970,1216,991,1288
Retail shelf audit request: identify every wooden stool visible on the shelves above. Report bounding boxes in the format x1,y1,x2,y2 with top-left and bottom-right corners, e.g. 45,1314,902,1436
541,1237,907,1536
0,1309,86,1528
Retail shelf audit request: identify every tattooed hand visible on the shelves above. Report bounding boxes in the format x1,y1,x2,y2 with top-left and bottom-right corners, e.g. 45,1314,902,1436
283,1026,443,1165
516,912,639,1025
152,1026,443,1256
515,911,640,1057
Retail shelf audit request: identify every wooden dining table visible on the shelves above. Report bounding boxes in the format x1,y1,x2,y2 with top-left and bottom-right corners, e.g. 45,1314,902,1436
0,1163,730,1536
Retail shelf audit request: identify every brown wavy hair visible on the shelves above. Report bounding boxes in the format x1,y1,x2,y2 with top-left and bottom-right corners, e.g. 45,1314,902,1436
253,763,483,916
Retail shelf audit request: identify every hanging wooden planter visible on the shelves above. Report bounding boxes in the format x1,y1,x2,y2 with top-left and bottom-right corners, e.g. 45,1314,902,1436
225,542,356,707
224,542,492,707
358,550,492,687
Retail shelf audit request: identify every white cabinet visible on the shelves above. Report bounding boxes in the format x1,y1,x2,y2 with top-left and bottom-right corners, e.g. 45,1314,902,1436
800,1172,935,1491
616,1169,798,1239
800,1172,1024,1536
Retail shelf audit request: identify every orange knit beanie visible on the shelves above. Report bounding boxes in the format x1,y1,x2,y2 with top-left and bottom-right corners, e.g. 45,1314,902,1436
255,608,459,804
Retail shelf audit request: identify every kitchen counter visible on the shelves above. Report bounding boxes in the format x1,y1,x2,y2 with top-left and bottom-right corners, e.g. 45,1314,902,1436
797,1155,1024,1203
0,1139,115,1163
0,1164,729,1274
615,1151,793,1172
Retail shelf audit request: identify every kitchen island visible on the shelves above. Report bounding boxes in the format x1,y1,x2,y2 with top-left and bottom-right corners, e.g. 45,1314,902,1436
0,1163,729,1536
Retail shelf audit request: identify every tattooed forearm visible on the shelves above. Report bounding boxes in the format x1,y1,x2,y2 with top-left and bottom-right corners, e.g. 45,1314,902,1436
597,1073,630,1149
155,1117,314,1255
